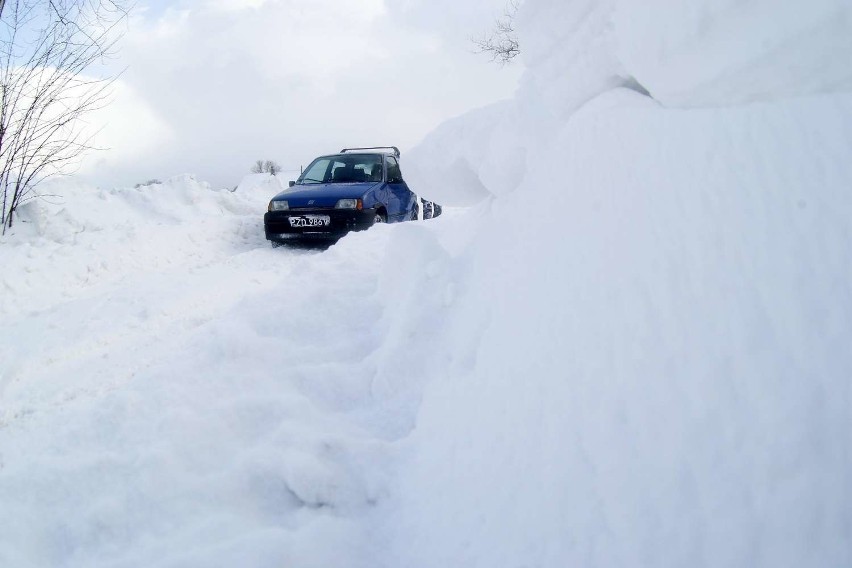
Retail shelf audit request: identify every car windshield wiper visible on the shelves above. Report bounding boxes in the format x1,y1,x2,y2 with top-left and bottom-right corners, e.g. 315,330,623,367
300,177,325,184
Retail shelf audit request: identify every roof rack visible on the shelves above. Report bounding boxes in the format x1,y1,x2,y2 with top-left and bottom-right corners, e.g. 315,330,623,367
340,146,400,158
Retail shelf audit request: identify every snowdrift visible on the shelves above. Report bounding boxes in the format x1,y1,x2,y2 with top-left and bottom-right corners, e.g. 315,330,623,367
406,0,852,207
389,87,852,567
387,1,852,566
1,175,271,317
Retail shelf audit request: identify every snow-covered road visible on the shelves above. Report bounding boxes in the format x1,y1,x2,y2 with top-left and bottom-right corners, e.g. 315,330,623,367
0,178,455,567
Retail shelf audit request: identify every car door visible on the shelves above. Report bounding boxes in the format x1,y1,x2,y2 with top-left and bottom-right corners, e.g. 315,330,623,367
385,156,414,221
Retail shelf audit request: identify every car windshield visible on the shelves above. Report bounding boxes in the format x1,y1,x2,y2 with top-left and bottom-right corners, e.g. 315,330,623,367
298,154,383,185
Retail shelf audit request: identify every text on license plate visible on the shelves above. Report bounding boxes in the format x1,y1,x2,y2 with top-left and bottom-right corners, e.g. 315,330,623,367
289,215,331,228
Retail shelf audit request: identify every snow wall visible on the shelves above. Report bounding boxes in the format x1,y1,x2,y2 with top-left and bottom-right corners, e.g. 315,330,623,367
389,1,852,566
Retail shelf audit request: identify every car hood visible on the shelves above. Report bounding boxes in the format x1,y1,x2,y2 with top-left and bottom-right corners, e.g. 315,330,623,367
271,182,380,208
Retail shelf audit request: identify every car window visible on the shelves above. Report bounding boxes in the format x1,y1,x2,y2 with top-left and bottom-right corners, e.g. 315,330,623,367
300,159,330,184
328,154,383,184
387,156,403,183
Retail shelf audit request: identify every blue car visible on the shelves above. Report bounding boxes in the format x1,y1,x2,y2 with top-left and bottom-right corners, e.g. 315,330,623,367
265,146,429,243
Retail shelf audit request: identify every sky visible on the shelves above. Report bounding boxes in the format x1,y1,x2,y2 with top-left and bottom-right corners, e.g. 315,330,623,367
78,0,523,189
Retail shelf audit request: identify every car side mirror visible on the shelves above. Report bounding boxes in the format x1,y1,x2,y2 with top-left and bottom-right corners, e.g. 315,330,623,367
388,176,402,184
289,180,295,187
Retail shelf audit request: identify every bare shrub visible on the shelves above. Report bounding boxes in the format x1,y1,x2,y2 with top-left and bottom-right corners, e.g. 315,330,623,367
250,159,282,176
134,179,161,189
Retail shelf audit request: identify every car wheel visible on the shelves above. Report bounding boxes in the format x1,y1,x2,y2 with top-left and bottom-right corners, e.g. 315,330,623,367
374,211,387,224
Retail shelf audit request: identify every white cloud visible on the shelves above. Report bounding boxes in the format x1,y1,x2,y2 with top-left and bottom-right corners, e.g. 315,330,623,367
79,0,521,188
79,80,176,180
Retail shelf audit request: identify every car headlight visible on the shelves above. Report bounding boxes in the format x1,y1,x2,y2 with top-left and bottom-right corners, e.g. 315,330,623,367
335,198,362,210
269,200,289,212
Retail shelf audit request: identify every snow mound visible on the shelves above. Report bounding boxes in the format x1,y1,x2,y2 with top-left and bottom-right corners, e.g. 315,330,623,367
403,101,527,206
612,0,852,106
389,86,852,567
517,0,852,108
387,1,852,566
0,175,274,317
234,172,287,196
410,0,852,209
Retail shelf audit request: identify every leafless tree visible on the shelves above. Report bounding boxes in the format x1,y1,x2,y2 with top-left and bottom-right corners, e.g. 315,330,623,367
0,0,128,234
472,0,521,65
251,159,281,176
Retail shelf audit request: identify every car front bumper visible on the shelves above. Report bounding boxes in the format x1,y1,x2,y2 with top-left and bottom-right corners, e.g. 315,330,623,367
264,208,377,241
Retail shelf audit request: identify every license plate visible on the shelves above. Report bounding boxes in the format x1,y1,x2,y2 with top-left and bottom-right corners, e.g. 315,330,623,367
289,215,330,228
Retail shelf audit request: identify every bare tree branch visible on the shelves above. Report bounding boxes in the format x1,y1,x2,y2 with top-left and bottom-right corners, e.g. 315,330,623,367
1,0,128,233
472,0,521,65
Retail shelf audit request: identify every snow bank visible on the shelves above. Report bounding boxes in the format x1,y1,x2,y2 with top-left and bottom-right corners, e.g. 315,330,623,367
387,1,852,566
407,0,852,206
0,175,273,317
612,0,852,106
514,0,852,108
388,87,852,567
234,172,286,195
402,101,527,206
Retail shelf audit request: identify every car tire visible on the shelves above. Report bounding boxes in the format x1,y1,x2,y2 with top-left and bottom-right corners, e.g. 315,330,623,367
374,211,387,224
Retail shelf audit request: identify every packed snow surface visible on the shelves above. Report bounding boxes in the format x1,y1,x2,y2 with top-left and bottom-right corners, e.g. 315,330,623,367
3,0,852,566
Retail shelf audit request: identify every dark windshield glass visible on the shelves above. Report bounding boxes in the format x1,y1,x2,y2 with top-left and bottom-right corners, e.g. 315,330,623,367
298,154,383,184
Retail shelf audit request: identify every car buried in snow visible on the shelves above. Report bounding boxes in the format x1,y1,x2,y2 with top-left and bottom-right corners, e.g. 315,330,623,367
264,146,440,244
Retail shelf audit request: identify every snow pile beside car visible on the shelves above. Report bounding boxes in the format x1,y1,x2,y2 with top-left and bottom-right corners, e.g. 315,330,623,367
0,175,273,316
386,1,852,566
